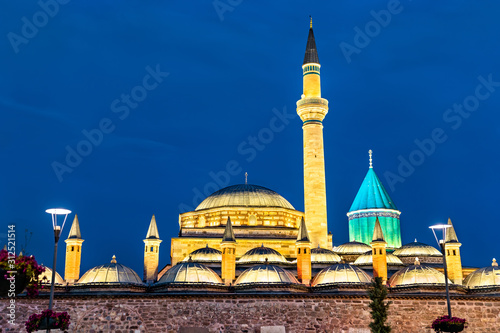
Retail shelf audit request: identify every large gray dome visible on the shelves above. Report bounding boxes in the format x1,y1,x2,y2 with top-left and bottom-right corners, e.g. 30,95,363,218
195,184,295,211
158,262,223,284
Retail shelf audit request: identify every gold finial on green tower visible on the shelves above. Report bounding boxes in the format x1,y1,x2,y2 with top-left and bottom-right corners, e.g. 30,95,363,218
369,149,373,168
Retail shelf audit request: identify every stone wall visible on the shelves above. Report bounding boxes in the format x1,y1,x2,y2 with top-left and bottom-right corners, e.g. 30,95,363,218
1,294,498,333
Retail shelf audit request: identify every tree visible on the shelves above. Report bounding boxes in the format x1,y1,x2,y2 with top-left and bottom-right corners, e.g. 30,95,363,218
368,277,392,333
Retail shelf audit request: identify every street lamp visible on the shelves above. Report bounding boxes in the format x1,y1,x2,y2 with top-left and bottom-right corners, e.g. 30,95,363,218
45,208,71,313
429,223,452,317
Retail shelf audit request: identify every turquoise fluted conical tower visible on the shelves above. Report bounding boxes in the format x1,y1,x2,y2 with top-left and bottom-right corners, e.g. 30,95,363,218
347,151,402,249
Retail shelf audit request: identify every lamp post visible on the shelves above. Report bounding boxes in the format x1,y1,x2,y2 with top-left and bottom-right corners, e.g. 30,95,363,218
429,224,452,318
45,209,71,317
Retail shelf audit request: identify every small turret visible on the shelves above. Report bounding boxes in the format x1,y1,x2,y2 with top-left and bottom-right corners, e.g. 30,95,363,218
221,217,236,285
296,217,312,285
143,215,162,283
444,218,463,285
64,215,84,284
370,218,388,284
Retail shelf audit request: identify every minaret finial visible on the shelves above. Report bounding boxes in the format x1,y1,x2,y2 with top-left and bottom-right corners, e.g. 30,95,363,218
310,16,313,29
245,172,248,185
369,150,373,168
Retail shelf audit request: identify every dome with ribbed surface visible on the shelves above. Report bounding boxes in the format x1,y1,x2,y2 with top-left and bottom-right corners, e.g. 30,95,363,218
334,241,372,255
237,246,288,264
195,184,295,211
392,241,442,257
353,251,404,266
183,245,222,263
312,264,371,286
463,260,500,288
77,256,143,285
158,262,223,284
235,264,299,285
40,266,64,285
388,262,449,287
311,247,342,264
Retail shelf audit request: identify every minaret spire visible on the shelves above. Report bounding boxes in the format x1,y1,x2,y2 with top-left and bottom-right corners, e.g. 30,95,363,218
143,215,162,283
146,214,160,239
297,20,329,249
64,215,84,283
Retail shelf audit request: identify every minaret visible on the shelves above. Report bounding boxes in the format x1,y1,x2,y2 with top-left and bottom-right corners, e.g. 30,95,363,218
64,214,84,283
444,218,463,285
296,217,312,284
297,18,329,248
143,215,162,283
221,217,236,285
370,217,388,284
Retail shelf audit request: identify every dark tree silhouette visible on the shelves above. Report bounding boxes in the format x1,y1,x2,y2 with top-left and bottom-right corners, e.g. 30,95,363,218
368,277,392,333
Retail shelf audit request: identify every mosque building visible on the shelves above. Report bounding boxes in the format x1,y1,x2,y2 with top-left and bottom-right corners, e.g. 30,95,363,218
55,19,498,294
5,20,499,333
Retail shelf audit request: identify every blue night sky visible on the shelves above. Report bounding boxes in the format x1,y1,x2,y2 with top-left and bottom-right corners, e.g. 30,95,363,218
1,1,499,277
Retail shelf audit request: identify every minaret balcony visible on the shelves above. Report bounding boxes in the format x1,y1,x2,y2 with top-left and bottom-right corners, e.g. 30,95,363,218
296,97,329,122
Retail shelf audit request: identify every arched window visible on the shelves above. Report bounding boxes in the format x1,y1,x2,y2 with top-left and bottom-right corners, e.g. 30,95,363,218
248,215,257,226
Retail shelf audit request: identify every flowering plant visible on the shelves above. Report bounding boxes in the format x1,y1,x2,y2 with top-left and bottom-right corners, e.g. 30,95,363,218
25,309,70,333
0,249,45,297
432,315,468,332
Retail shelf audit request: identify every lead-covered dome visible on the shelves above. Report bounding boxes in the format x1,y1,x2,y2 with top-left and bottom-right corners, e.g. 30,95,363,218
312,263,371,286
40,266,64,285
195,184,295,211
392,240,442,257
158,261,223,284
334,241,372,255
183,245,222,263
463,259,500,288
77,256,143,285
237,245,288,264
353,251,404,266
235,264,299,285
388,259,449,287
311,247,342,264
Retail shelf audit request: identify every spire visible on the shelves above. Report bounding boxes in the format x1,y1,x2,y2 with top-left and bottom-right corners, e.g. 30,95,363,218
296,217,311,243
146,215,160,239
369,150,373,168
67,214,82,239
444,218,459,243
303,18,319,65
222,217,236,243
349,167,397,211
372,217,385,242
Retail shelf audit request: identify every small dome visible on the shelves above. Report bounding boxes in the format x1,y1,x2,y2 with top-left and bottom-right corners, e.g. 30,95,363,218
238,245,288,264
183,245,222,263
77,256,143,285
392,240,442,257
311,247,342,264
195,184,295,211
235,264,299,285
388,259,449,287
158,261,223,284
334,241,372,255
463,259,500,288
353,251,404,266
312,263,371,286
39,266,64,285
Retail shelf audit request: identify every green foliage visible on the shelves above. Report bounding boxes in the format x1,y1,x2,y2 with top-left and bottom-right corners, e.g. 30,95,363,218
368,277,392,333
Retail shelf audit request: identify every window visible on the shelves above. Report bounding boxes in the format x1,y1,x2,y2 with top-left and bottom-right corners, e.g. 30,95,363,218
453,250,456,256
71,246,74,252
150,246,154,252
379,249,382,255
298,248,301,254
